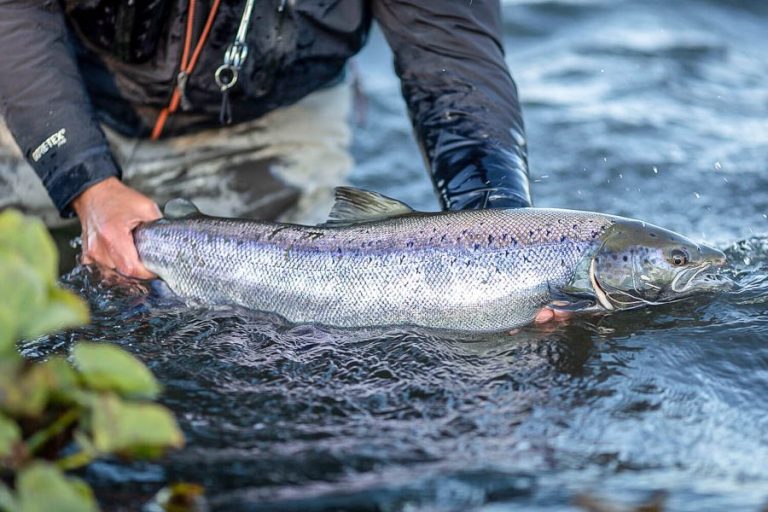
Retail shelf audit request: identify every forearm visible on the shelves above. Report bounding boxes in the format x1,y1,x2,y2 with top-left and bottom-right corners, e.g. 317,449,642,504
0,0,121,216
374,0,531,210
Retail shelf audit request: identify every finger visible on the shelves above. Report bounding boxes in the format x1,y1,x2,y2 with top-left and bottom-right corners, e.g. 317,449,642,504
551,309,572,321
83,243,117,270
534,308,554,324
109,231,156,279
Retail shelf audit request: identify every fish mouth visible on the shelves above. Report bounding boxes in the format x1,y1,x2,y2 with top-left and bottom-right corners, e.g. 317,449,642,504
671,262,732,294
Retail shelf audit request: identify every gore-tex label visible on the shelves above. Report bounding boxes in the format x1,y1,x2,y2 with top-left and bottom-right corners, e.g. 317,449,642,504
31,128,67,162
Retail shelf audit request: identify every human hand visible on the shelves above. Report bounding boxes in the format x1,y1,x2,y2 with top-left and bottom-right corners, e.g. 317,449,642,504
72,177,161,279
534,307,572,324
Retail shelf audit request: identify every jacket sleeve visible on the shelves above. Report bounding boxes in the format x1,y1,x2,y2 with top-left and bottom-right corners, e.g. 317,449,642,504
0,0,121,217
373,0,531,210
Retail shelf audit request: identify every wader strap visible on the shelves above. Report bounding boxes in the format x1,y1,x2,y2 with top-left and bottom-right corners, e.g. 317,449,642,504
151,0,222,140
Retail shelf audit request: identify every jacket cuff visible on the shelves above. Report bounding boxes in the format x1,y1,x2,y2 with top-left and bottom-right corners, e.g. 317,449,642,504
43,149,123,218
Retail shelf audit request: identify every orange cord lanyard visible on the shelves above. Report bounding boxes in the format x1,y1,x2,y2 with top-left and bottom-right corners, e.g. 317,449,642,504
151,0,222,140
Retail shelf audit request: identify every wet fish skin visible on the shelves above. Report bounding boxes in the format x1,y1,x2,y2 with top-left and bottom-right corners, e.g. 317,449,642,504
133,190,725,332
135,207,616,331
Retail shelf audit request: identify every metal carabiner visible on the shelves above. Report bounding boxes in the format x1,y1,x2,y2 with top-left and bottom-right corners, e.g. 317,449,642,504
215,64,238,91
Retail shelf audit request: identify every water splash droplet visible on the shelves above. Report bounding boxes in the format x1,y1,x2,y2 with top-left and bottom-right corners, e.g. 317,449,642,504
714,161,722,171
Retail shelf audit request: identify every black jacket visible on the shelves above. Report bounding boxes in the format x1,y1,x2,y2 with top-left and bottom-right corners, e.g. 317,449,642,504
0,0,531,216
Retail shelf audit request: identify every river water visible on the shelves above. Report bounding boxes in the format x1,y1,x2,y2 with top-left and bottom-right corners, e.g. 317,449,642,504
27,0,768,510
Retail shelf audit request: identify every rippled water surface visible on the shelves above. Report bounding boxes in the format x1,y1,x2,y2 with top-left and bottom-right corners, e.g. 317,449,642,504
32,0,768,510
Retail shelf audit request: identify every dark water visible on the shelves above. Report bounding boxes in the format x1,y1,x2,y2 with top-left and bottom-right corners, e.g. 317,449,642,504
31,0,768,510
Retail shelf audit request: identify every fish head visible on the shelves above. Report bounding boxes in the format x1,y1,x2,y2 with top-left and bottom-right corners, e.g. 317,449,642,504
588,219,727,310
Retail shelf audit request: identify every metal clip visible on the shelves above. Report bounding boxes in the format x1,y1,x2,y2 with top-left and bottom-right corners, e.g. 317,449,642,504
215,0,257,120
215,41,248,91
177,71,192,110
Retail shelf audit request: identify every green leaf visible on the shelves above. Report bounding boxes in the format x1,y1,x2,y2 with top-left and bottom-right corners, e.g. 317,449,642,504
0,414,21,459
73,343,160,399
91,394,183,457
0,363,49,418
37,357,80,402
0,210,57,284
21,287,89,340
17,462,99,512
0,210,88,341
0,308,17,357
0,480,18,512
0,251,47,341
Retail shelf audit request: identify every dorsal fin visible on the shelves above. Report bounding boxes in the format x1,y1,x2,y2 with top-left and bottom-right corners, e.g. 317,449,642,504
323,187,415,226
163,198,202,219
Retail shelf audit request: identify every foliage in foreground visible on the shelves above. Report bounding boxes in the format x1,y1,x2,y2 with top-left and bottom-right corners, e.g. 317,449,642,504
0,210,184,511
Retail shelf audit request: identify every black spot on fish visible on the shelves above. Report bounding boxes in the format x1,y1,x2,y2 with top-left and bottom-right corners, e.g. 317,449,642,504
440,234,447,242
529,230,534,237
406,241,414,249
473,243,481,251
591,231,599,238
650,233,657,238
488,234,494,244
546,229,551,236
560,235,567,242
523,255,531,263
267,226,289,240
623,255,628,262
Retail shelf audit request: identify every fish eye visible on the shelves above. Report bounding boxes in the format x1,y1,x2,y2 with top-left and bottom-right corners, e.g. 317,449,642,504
669,249,689,266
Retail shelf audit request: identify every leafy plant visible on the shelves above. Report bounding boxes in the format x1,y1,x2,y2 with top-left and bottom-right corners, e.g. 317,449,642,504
0,210,185,511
